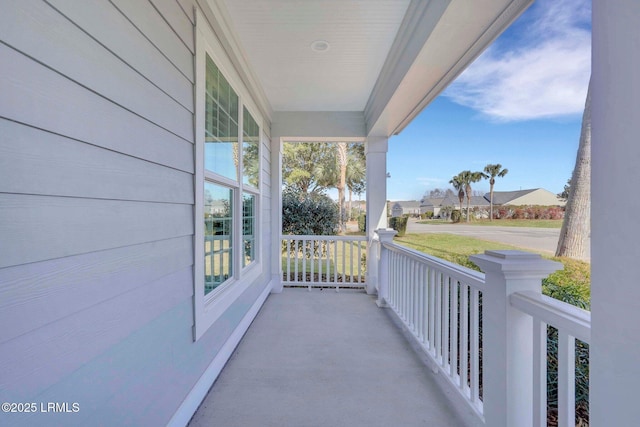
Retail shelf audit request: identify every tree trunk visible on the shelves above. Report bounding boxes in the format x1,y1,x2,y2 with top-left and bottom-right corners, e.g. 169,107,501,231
348,188,353,221
337,142,348,233
489,183,494,221
556,80,591,259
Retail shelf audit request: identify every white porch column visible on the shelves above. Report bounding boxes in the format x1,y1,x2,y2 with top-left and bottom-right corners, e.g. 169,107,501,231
592,2,640,425
375,229,397,308
365,136,389,295
470,250,561,427
270,136,283,293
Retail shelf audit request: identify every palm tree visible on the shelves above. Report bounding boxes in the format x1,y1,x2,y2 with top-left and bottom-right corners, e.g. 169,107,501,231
346,144,366,220
481,164,508,221
458,170,484,222
449,175,465,219
336,142,348,232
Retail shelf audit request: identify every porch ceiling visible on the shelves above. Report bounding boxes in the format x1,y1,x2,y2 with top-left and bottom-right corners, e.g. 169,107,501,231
223,0,409,112
219,0,532,136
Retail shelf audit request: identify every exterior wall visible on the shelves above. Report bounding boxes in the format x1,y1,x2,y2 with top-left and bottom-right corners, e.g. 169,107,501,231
591,1,640,425
261,131,273,276
507,189,564,206
0,1,272,426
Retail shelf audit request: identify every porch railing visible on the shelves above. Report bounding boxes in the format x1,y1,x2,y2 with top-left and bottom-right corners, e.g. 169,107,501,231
281,235,367,290
511,291,591,427
382,240,485,417
377,230,591,427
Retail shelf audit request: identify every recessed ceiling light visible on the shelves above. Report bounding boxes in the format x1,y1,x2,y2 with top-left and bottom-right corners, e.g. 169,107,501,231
310,40,330,52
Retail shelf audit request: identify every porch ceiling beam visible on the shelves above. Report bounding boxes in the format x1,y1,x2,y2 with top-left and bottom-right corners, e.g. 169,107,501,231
365,0,532,138
271,111,366,141
364,0,450,137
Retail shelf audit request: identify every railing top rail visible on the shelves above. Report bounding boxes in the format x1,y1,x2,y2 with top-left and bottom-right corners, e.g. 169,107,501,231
381,241,486,290
281,235,367,241
510,290,591,343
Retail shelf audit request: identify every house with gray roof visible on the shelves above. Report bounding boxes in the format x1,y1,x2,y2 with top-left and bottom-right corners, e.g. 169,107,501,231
485,188,565,207
390,200,421,217
420,188,563,219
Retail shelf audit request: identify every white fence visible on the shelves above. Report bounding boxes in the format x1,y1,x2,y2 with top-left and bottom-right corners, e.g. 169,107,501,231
281,235,367,290
382,241,485,417
377,233,591,427
511,291,591,427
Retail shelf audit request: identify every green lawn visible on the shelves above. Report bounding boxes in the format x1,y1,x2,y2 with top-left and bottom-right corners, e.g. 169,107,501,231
417,219,563,228
395,233,590,305
281,239,366,282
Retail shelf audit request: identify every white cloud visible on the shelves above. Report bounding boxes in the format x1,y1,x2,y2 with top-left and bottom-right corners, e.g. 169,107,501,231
444,0,591,121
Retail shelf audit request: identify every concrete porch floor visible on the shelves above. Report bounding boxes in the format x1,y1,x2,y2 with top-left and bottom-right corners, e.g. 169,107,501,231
188,288,472,427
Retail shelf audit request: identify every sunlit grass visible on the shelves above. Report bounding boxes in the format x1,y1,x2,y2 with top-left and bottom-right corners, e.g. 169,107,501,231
395,233,590,300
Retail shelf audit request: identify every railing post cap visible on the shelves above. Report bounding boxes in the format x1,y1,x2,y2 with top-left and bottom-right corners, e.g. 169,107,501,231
375,228,397,241
470,250,562,276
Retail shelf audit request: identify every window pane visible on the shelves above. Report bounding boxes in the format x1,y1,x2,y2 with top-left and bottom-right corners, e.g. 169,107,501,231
204,182,233,295
205,54,239,181
242,193,256,267
242,107,260,188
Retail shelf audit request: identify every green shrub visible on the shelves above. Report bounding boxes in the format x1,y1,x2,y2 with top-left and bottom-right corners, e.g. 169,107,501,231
450,210,462,223
358,213,366,233
282,187,339,235
542,257,591,305
389,216,408,237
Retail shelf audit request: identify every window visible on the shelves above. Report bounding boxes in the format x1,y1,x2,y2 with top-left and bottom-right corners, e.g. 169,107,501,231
242,192,256,267
194,14,263,340
204,182,233,294
205,55,238,181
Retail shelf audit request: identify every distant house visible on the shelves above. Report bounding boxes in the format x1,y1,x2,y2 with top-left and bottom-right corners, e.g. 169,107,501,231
486,188,566,207
420,188,564,218
390,201,421,217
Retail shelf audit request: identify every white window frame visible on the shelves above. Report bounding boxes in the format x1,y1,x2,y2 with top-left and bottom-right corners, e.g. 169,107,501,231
194,10,263,341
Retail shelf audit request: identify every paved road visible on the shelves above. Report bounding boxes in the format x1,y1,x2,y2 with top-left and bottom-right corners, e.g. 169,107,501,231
406,219,591,261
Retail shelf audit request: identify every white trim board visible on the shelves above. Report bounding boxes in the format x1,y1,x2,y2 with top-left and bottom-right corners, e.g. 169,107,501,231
167,279,273,427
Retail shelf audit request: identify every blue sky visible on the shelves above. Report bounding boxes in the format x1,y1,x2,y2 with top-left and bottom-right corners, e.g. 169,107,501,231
386,0,591,201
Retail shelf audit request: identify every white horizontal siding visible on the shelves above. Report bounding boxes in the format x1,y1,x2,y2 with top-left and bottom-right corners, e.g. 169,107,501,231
9,276,270,427
0,2,275,426
0,42,193,173
0,194,193,268
177,0,196,22
0,236,193,344
109,0,194,79
0,267,193,400
1,0,192,141
149,0,195,52
0,119,193,203
47,0,194,108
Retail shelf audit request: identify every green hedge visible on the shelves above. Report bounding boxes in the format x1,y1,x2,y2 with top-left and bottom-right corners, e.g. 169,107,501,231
388,216,408,237
358,214,366,233
282,187,339,235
